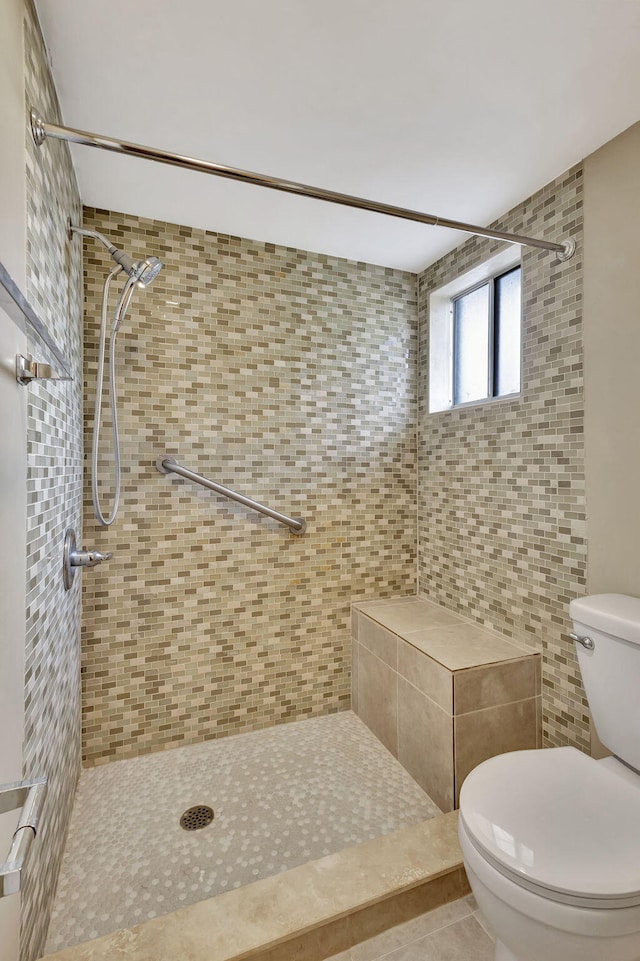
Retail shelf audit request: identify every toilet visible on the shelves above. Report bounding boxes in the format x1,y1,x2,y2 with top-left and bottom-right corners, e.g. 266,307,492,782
458,594,640,961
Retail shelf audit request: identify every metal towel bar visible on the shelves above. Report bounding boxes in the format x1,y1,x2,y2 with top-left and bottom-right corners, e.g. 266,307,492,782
0,777,47,897
156,455,307,535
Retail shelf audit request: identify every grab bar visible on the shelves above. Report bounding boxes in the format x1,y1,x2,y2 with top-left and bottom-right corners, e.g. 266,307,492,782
156,455,307,536
0,777,47,897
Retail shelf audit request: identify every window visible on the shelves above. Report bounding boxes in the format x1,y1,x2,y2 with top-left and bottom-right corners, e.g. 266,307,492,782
452,266,521,406
428,251,522,413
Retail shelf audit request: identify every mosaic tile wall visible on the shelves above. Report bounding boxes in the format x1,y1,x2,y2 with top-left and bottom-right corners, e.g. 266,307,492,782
417,167,589,751
23,2,84,958
80,208,417,765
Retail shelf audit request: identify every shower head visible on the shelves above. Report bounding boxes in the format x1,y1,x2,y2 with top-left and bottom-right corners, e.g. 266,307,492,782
109,247,163,287
70,225,163,287
110,247,162,287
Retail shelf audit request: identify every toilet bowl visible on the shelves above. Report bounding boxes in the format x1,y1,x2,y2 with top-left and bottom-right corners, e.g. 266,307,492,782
459,749,640,961
458,594,640,961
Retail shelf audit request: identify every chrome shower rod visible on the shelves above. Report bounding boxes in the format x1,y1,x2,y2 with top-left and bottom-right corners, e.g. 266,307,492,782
30,110,575,261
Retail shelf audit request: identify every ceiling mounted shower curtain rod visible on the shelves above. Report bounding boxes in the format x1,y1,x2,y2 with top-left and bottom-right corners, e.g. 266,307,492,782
30,109,575,261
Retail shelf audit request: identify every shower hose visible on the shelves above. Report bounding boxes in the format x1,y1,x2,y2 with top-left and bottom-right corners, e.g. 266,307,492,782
92,265,137,526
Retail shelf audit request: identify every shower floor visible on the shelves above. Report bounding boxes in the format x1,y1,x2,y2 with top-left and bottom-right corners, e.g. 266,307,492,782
45,711,441,953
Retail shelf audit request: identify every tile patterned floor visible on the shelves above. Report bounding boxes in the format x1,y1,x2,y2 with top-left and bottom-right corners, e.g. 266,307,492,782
46,712,441,953
327,895,494,961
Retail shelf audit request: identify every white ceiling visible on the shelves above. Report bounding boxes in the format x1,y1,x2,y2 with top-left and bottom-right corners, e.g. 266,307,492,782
35,0,640,271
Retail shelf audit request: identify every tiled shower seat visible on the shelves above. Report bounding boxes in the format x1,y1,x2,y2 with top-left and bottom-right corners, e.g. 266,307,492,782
351,596,541,811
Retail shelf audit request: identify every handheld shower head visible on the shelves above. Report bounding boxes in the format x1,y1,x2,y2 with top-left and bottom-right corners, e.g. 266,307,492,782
110,247,163,287
72,223,164,528
135,256,163,287
70,225,163,287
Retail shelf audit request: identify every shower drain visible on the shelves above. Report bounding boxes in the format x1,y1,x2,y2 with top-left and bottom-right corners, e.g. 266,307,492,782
180,805,215,831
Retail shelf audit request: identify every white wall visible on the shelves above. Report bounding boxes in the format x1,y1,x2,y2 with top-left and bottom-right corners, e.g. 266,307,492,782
0,1,28,956
0,0,26,284
0,308,27,961
583,121,640,597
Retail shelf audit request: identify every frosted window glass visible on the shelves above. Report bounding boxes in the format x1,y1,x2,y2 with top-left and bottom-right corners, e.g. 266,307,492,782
495,268,521,396
454,283,489,404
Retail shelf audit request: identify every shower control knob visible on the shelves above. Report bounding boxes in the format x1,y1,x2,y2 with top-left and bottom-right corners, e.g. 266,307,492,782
63,528,113,591
70,549,113,568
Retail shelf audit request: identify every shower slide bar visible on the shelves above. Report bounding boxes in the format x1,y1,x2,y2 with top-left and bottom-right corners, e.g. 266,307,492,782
0,777,47,897
156,455,307,535
30,110,575,261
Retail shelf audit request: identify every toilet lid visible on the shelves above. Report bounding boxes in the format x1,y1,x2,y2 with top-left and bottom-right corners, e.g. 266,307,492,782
459,747,640,906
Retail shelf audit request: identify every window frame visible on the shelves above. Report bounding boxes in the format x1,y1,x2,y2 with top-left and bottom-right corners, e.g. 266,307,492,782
450,264,522,409
427,248,522,415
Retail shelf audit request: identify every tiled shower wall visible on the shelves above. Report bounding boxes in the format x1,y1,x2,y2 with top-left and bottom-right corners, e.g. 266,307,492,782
418,167,588,751
81,208,417,765
22,2,84,958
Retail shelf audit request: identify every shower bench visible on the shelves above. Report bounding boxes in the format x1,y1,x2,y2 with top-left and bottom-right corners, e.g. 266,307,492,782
351,596,541,812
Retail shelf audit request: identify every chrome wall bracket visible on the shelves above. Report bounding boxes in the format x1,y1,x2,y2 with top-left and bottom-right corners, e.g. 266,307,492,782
30,109,46,147
16,354,71,385
1,261,72,381
556,239,576,263
63,528,113,590
0,778,47,898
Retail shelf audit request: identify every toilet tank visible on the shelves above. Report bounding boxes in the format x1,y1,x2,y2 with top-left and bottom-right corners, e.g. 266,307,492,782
570,593,640,771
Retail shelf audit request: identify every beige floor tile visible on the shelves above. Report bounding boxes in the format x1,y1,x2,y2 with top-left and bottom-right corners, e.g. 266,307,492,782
348,897,474,961
473,909,496,942
381,915,494,961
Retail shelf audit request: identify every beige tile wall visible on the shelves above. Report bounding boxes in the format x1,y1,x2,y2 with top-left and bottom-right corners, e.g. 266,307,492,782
80,169,587,769
417,167,589,752
80,209,417,764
